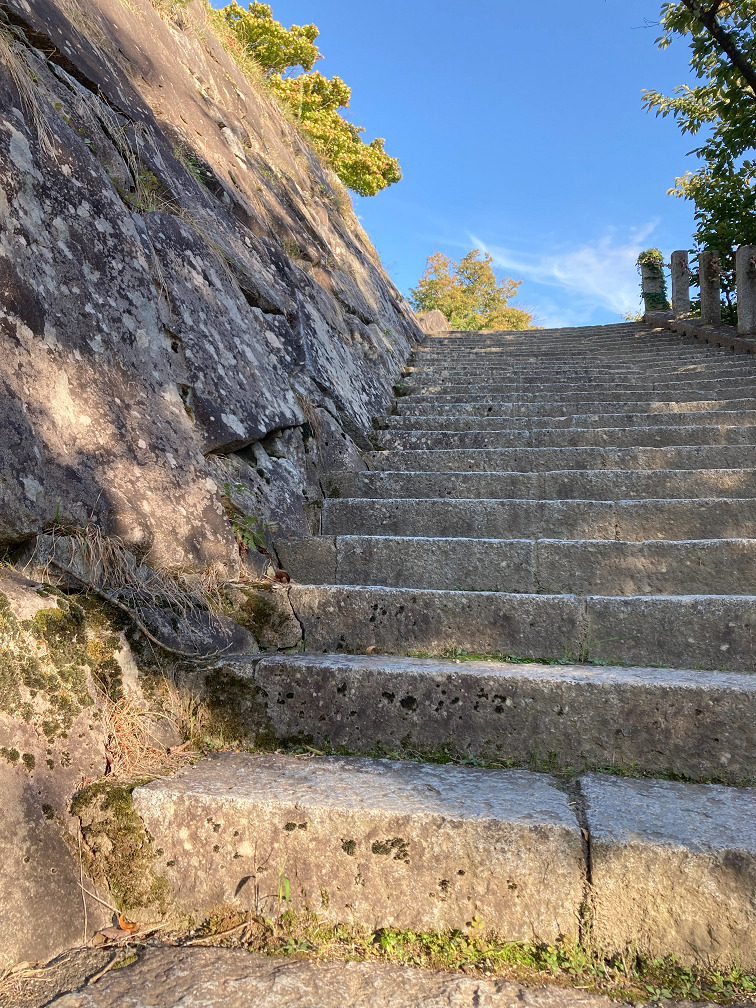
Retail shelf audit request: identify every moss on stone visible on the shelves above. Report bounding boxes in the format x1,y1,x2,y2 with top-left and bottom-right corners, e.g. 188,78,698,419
202,666,277,749
72,779,173,916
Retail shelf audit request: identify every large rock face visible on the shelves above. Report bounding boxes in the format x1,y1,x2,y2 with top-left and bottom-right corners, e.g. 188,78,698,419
0,0,420,574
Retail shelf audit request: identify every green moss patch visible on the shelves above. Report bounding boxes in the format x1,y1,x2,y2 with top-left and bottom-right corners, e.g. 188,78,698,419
71,780,172,916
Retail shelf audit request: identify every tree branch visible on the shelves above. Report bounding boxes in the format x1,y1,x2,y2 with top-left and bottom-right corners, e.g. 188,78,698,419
681,0,756,99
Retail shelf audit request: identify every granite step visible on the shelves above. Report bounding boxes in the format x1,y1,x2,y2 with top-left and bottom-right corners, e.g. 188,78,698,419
398,388,756,404
405,363,756,377
365,445,756,473
288,584,756,672
395,397,756,416
216,651,756,782
378,409,756,430
277,534,756,596
131,752,756,966
321,496,756,540
375,424,756,451
400,379,756,396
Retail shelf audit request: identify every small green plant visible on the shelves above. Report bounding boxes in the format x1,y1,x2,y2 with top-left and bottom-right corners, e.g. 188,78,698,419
231,514,278,555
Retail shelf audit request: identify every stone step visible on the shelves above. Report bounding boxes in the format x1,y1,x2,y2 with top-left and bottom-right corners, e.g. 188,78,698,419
406,363,756,377
131,753,756,966
327,468,756,502
133,753,585,941
49,947,625,1008
288,584,756,672
378,409,756,430
395,397,756,417
398,387,756,404
322,495,756,540
365,445,755,473
376,424,756,451
411,347,734,361
218,652,756,783
277,535,756,596
401,374,756,391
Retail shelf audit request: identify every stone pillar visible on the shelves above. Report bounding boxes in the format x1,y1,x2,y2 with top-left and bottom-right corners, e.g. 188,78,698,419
698,251,721,325
670,251,690,318
735,245,756,335
640,260,668,314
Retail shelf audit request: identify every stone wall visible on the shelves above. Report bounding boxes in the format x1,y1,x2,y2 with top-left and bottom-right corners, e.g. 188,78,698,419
0,0,420,578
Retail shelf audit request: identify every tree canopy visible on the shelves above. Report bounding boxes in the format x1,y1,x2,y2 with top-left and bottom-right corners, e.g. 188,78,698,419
642,1,756,259
217,2,401,197
409,250,534,331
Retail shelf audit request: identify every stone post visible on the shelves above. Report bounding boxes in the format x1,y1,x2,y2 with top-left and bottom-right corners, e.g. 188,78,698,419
670,251,690,318
640,260,668,315
698,250,721,325
735,245,756,335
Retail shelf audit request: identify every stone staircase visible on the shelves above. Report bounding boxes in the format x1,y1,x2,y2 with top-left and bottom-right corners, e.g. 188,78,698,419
135,322,756,971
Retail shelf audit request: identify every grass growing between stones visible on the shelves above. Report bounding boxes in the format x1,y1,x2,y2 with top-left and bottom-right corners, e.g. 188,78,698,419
176,908,756,1004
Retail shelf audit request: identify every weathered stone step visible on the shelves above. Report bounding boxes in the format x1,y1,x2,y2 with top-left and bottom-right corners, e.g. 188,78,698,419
322,495,756,540
288,584,756,672
399,387,756,404
49,947,623,1008
277,535,756,596
378,409,756,430
131,754,756,966
327,468,756,502
406,362,756,377
133,753,585,941
218,651,756,782
376,424,756,451
366,445,755,473
412,347,734,361
402,378,756,396
396,397,756,417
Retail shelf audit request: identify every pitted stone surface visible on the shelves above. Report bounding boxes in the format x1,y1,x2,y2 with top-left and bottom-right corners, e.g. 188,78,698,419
132,753,584,939
212,653,756,783
583,773,756,967
48,947,619,1008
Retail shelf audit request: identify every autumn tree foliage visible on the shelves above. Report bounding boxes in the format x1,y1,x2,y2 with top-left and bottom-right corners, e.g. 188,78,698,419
643,1,756,258
219,2,401,197
410,250,534,331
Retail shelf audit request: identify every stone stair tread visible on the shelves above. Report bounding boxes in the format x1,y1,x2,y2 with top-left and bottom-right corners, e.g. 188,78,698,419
366,445,756,472
128,752,756,966
224,650,756,781
277,534,756,595
132,752,584,940
288,584,756,672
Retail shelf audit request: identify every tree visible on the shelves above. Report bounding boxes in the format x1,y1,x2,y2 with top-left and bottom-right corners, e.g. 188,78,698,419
642,2,756,263
217,2,401,197
409,250,534,331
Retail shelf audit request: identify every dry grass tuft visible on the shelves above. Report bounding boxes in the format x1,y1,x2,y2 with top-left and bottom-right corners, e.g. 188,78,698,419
102,696,191,779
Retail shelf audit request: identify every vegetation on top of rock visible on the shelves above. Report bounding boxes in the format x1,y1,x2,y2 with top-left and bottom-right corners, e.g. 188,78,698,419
212,1,402,196
409,250,534,331
642,1,756,291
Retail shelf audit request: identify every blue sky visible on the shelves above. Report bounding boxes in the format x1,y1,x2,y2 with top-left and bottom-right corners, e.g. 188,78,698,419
232,1,700,326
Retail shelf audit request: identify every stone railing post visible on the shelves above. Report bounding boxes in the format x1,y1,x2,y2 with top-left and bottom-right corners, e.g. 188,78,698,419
640,259,668,314
698,250,721,325
735,245,756,335
670,251,690,318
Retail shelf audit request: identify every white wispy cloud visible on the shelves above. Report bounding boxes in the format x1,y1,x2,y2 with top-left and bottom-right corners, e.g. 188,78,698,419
472,224,658,320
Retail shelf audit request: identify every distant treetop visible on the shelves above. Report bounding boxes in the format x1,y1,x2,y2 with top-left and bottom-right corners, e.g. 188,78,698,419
409,250,535,331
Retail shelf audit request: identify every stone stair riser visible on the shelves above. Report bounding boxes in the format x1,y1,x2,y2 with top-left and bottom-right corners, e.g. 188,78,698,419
379,410,756,430
396,397,756,416
326,470,756,503
376,426,756,450
214,654,756,783
277,535,756,596
288,585,756,673
322,496,756,539
132,754,756,966
366,446,756,473
399,388,756,404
